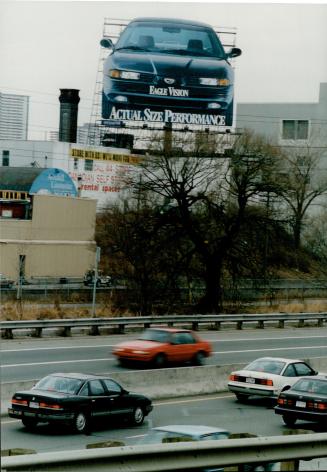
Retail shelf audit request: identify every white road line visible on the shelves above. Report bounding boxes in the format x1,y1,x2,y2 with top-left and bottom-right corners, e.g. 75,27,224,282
216,345,327,354
2,345,326,368
2,335,326,353
1,358,113,368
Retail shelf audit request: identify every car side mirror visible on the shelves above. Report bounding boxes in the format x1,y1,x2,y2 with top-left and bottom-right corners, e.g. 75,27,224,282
226,47,242,59
100,38,114,49
282,385,291,392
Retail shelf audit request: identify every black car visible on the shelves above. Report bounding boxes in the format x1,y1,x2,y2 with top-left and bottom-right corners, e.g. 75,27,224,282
8,373,153,433
101,17,241,126
275,375,327,427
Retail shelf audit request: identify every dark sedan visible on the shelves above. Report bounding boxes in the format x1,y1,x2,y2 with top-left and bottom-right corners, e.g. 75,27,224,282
275,375,327,427
101,17,241,126
8,373,153,433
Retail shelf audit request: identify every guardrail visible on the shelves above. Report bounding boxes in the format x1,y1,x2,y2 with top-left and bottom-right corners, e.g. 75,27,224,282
1,312,326,339
1,433,327,471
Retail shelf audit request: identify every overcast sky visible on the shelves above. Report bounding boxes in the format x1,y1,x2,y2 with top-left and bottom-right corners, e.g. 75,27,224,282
0,0,327,139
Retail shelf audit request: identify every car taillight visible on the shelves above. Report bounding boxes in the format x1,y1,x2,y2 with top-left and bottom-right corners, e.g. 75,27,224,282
229,374,236,381
313,402,327,411
260,379,273,386
12,398,28,406
39,402,63,410
277,398,286,405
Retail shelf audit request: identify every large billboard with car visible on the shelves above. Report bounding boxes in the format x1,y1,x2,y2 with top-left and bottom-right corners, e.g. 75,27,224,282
101,17,241,127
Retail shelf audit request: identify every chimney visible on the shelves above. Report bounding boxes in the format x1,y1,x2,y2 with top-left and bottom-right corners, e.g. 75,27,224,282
59,89,80,143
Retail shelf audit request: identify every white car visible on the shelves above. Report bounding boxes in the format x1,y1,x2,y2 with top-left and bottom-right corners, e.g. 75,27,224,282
228,357,319,401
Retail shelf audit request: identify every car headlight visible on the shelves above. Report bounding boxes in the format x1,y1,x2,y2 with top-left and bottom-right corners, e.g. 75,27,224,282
199,78,230,86
109,69,140,80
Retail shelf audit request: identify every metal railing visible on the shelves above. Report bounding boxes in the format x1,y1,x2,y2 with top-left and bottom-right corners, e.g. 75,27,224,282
1,433,327,471
1,312,326,339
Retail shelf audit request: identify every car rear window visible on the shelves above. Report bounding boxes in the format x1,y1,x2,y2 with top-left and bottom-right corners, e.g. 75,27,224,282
293,378,327,395
139,329,170,343
33,375,83,394
245,359,285,375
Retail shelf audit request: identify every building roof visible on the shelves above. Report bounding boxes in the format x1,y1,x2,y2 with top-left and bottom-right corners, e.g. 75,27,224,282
0,167,44,192
0,167,77,197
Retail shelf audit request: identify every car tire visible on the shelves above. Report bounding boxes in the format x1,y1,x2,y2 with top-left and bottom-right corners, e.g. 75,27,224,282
193,351,205,366
282,414,296,427
235,393,249,403
131,406,144,426
73,411,89,434
22,417,38,430
153,353,166,368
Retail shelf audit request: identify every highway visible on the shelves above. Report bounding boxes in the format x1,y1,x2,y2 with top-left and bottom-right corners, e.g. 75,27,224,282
1,326,327,382
2,392,326,470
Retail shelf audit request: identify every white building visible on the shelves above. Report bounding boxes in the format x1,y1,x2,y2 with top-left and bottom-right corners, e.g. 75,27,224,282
0,140,141,209
0,92,29,141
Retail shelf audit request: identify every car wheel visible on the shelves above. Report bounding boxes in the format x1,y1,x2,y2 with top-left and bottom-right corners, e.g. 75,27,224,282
282,414,296,427
22,417,38,430
73,411,89,434
153,353,166,368
131,406,144,426
193,351,205,366
235,393,249,403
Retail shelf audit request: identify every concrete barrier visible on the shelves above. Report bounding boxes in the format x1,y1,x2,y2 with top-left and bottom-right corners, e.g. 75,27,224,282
2,358,327,416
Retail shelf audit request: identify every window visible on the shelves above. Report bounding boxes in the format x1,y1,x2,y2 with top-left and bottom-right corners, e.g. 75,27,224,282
172,332,196,344
294,362,314,376
283,364,297,377
73,158,78,170
84,159,93,171
89,380,105,396
282,120,309,140
2,150,9,166
103,379,122,394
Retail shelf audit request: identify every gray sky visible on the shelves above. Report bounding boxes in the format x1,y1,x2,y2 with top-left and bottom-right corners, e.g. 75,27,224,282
0,0,327,139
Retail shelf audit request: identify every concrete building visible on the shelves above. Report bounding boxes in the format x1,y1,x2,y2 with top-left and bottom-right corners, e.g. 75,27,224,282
0,167,97,281
236,82,327,156
0,92,29,140
0,140,141,208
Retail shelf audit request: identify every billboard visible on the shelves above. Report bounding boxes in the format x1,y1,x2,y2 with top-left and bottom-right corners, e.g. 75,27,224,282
101,17,241,127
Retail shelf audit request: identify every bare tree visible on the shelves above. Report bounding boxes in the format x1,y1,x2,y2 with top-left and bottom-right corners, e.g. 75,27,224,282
275,145,327,249
134,130,282,313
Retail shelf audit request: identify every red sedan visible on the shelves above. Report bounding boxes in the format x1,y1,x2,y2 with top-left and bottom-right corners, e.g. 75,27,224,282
113,327,212,368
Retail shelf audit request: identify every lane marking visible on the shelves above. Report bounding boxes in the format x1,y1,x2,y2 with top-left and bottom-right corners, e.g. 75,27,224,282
2,345,327,368
2,335,326,353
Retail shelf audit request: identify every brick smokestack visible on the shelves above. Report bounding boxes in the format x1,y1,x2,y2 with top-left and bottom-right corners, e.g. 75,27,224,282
59,89,80,143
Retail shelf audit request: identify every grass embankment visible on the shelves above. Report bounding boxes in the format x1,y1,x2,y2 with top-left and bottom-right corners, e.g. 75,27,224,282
1,300,327,321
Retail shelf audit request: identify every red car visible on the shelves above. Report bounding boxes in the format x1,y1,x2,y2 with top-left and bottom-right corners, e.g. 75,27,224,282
113,327,212,368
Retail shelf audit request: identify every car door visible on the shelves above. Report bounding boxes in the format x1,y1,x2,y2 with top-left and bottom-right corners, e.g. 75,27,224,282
102,379,133,417
87,379,112,419
281,362,314,390
169,332,196,363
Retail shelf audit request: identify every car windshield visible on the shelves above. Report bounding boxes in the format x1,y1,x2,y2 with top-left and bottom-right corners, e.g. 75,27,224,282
293,378,327,395
138,329,170,343
33,375,84,394
115,21,226,58
245,359,286,375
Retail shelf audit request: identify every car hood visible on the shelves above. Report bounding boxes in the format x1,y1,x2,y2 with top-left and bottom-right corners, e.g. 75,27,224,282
115,340,165,350
110,51,229,76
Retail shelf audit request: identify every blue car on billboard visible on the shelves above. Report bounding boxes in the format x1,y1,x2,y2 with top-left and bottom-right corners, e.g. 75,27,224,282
101,17,241,126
